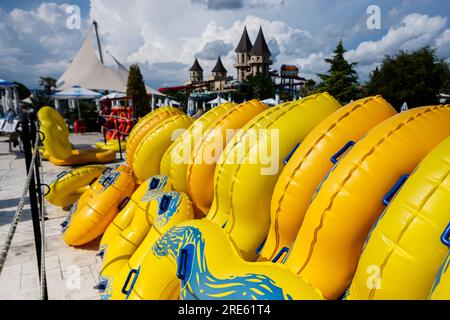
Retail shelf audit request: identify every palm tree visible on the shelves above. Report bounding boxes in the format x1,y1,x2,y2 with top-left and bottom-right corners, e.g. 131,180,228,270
39,76,57,95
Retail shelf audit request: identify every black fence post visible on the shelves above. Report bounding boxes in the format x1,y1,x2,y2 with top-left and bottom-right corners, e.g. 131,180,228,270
118,132,123,161
20,117,44,290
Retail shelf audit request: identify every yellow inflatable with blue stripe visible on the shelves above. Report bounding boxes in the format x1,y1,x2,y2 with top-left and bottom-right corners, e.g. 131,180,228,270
429,251,450,300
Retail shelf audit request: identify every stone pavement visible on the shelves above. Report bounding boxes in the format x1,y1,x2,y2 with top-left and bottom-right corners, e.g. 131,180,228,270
0,132,124,300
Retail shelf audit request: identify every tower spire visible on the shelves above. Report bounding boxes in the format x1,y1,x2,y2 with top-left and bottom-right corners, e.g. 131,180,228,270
235,26,253,53
249,26,271,58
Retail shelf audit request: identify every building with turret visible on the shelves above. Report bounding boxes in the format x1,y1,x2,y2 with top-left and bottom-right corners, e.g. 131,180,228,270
235,26,272,82
189,58,203,83
210,57,228,90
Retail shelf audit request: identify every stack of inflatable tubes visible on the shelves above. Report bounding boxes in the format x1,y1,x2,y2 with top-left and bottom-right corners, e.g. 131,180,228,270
37,107,116,166
62,165,136,246
284,105,450,300
160,102,236,193
187,100,269,216
46,165,109,208
99,191,194,300
127,104,449,301
206,92,341,261
126,106,183,168
346,136,450,300
258,96,397,263
132,114,194,184
110,93,340,300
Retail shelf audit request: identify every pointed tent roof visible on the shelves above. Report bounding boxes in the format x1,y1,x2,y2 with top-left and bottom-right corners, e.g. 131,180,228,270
190,58,203,72
212,57,227,73
56,25,165,96
235,26,253,53
249,27,272,58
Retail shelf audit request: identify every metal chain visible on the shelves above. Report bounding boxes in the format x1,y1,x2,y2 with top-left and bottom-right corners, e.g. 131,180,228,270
0,131,40,274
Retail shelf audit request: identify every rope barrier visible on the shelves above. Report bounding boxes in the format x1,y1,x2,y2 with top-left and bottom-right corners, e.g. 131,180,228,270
102,127,131,137
0,130,40,274
99,114,138,122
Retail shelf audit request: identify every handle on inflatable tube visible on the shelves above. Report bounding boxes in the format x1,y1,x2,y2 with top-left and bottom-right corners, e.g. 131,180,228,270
121,268,139,296
56,171,68,178
118,197,130,211
383,174,409,206
331,141,356,164
255,240,267,255
159,195,172,214
272,247,289,263
441,223,450,247
284,143,301,165
149,177,161,190
177,248,189,281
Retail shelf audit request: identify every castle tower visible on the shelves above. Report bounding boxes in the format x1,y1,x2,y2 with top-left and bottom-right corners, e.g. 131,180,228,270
189,58,203,83
211,57,228,91
234,26,253,82
249,27,272,77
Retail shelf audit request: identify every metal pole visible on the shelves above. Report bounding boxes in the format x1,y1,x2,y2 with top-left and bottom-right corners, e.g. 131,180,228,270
20,118,43,281
118,132,123,161
93,21,104,64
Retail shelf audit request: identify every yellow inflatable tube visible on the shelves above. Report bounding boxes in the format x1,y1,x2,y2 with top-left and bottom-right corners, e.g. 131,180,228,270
96,139,127,152
125,220,323,300
160,102,235,193
259,96,396,263
99,175,172,251
347,136,450,300
208,93,341,261
46,165,108,208
285,105,450,299
187,100,268,216
49,148,116,166
99,191,194,300
62,165,136,246
38,106,71,160
132,115,193,184
429,251,450,300
126,107,183,167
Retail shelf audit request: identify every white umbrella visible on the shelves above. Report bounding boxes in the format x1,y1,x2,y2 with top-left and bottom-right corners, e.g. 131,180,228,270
207,96,228,107
53,86,103,119
99,92,126,100
261,98,278,107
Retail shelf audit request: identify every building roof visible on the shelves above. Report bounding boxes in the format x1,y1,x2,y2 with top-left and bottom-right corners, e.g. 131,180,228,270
212,57,227,73
235,26,253,53
249,27,272,58
190,58,203,72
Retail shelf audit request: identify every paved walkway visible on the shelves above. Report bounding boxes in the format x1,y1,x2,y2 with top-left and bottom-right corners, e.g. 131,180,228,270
0,132,124,300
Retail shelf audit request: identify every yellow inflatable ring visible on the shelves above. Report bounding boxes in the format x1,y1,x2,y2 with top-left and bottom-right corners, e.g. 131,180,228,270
285,105,450,299
49,148,116,166
96,139,127,152
125,219,323,300
99,175,172,251
99,191,193,300
187,100,268,216
38,106,72,160
46,165,108,208
126,107,183,167
160,102,235,194
62,165,136,246
208,93,341,261
132,115,194,184
347,136,450,300
259,96,396,263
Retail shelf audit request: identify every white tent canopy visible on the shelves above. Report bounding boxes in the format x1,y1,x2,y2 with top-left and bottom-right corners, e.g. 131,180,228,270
261,98,278,106
207,96,228,106
99,92,126,100
56,26,165,97
53,86,103,120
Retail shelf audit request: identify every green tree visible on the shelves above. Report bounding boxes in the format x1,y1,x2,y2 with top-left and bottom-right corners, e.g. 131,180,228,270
243,73,275,100
317,40,360,104
126,64,149,117
366,47,449,110
38,76,57,95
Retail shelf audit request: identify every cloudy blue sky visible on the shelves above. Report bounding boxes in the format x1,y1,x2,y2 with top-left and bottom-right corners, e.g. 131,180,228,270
1,0,449,89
